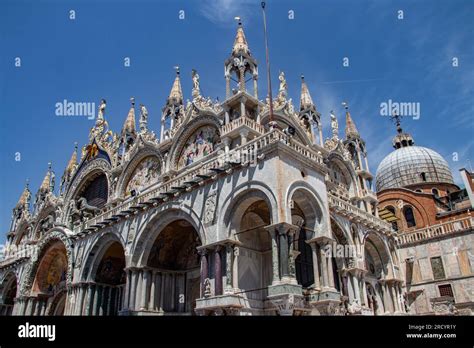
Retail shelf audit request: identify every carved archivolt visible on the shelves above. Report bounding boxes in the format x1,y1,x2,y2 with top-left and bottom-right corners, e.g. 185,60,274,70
64,158,111,212
169,115,221,171
19,230,73,297
117,147,163,197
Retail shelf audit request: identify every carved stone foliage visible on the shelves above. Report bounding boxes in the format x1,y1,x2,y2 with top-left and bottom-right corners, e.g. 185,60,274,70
177,125,219,169
203,190,217,225
125,156,161,196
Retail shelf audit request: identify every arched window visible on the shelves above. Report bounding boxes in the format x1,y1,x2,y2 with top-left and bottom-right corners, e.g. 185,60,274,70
415,189,422,193
386,206,398,231
82,174,108,208
420,172,427,182
432,188,439,197
403,206,416,228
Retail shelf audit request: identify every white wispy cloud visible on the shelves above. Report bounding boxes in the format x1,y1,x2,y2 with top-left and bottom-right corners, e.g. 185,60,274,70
199,0,257,27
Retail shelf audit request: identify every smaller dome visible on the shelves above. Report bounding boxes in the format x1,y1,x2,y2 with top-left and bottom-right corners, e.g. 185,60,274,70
375,146,454,192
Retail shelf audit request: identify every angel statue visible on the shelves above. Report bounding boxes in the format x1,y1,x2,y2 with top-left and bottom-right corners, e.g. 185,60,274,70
192,69,200,91
278,71,288,96
192,69,200,98
97,99,106,123
330,110,339,139
139,104,148,132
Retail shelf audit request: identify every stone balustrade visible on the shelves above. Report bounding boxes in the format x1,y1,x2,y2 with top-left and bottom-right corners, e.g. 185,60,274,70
397,216,473,246
328,193,392,233
221,116,266,136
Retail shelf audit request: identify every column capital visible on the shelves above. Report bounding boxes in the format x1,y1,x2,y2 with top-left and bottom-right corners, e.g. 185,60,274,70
197,239,242,252
264,222,300,236
307,235,335,246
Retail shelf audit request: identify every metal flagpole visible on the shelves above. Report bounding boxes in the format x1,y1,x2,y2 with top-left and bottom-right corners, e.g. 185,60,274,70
261,1,275,125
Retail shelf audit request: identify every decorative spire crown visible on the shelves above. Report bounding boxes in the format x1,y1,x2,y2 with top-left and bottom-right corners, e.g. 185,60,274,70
65,142,78,174
299,74,314,111
343,102,360,139
168,67,183,104
122,97,136,135
232,17,250,55
39,162,52,192
17,179,31,208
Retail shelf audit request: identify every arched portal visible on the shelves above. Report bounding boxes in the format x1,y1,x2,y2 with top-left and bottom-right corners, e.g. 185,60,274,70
236,199,272,307
146,219,201,314
364,233,395,314
89,241,126,316
330,219,352,295
0,273,17,315
292,203,314,288
31,241,68,316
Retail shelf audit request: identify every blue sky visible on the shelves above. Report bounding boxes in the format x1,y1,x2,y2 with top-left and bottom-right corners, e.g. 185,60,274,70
1,0,473,243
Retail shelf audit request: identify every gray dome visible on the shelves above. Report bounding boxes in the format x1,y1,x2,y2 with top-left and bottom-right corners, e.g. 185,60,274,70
375,146,454,192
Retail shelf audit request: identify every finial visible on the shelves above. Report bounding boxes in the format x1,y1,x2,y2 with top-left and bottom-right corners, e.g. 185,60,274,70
301,74,305,80
174,66,180,75
48,162,52,171
26,178,29,189
234,16,242,26
130,97,135,107
74,141,78,150
342,101,349,110
390,113,403,133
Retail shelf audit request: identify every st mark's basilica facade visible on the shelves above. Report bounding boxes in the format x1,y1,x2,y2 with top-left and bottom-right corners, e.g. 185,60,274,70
1,22,471,316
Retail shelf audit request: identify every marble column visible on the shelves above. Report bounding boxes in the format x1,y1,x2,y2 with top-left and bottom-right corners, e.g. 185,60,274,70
232,246,240,291
123,269,131,310
319,246,329,288
79,285,86,315
129,269,138,311
149,271,156,311
346,273,354,303
141,269,150,310
389,282,398,313
86,284,95,315
270,229,280,285
352,273,361,303
361,280,368,307
240,129,249,145
225,244,233,294
253,75,258,99
199,250,208,297
159,273,165,312
93,285,101,315
309,242,321,290
326,253,335,288
381,282,391,314
287,229,298,283
278,227,290,281
225,75,231,98
215,247,223,296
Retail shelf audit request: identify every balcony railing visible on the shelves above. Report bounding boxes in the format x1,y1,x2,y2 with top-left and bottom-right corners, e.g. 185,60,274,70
397,216,473,246
328,193,392,233
221,117,266,136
